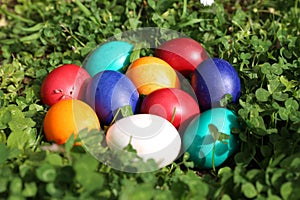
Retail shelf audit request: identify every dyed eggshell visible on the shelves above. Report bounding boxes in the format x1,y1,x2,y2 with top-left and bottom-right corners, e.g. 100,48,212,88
191,58,241,111
106,114,181,169
154,37,209,77
183,108,240,169
40,64,91,106
83,70,139,126
83,41,133,76
126,56,180,95
43,99,101,145
140,88,200,131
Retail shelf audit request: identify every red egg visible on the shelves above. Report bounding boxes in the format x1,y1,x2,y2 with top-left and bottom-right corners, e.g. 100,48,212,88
140,88,200,131
40,64,91,106
154,37,209,77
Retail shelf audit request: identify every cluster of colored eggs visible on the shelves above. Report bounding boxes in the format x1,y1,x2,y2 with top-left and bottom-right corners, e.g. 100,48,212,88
41,37,241,169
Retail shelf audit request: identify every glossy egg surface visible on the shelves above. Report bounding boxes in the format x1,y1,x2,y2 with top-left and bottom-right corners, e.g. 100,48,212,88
106,114,181,169
183,108,240,169
140,88,200,130
191,58,241,111
84,70,139,126
43,99,100,145
126,56,180,95
154,37,209,77
83,41,133,76
40,64,91,106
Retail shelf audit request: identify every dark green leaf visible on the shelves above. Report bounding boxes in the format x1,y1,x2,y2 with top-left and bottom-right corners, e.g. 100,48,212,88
235,152,252,167
0,177,8,193
0,143,9,164
280,152,300,170
260,145,272,157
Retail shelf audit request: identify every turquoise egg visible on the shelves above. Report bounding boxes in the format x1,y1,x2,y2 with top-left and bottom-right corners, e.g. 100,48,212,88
83,41,133,76
183,108,240,169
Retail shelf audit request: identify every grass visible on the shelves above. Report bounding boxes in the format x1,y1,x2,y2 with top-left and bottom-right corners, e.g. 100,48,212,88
0,0,300,199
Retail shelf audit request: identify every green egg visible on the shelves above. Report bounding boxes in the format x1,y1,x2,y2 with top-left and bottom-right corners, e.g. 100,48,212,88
83,41,133,76
183,108,240,169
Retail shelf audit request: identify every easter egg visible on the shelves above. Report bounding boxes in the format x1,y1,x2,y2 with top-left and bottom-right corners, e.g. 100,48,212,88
43,99,101,145
140,88,200,131
83,70,139,126
183,108,240,169
125,56,180,95
154,37,209,77
40,64,91,107
191,58,241,111
106,114,181,170
83,41,133,76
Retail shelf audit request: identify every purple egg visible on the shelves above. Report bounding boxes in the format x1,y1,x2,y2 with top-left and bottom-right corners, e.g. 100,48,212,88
191,58,241,111
83,70,139,126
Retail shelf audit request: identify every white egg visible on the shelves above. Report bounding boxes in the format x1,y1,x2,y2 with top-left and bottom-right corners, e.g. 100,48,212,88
106,114,181,169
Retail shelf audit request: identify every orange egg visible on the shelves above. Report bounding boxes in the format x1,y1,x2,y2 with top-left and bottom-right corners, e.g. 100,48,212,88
125,56,180,95
43,99,101,145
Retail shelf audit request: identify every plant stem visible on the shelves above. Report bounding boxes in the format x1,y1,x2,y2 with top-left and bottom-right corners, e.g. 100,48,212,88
171,107,177,124
0,6,35,24
182,0,187,18
212,142,216,172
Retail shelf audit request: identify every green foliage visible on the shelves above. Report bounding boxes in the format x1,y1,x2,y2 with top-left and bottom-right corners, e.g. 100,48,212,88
0,0,300,199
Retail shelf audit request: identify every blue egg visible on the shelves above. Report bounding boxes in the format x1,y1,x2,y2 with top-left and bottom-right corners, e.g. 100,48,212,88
191,58,241,111
183,108,240,169
83,41,134,76
83,70,139,126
